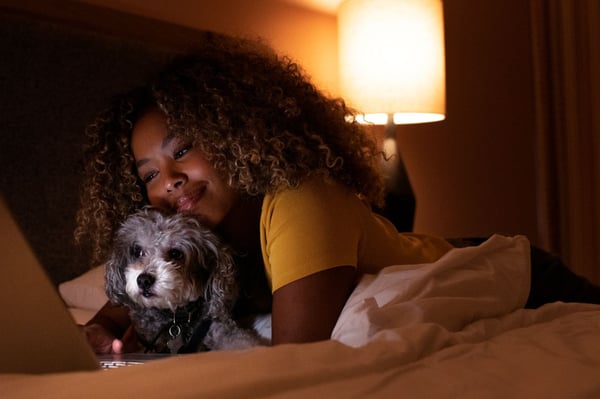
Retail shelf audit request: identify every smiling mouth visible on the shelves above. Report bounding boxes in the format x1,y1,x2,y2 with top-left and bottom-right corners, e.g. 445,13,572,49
176,187,204,213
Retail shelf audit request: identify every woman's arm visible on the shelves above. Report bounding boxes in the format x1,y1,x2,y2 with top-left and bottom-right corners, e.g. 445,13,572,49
271,265,357,344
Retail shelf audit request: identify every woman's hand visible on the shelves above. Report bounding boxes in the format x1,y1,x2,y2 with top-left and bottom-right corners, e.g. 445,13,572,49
110,325,140,353
271,265,357,344
83,322,117,354
83,323,140,354
83,301,137,354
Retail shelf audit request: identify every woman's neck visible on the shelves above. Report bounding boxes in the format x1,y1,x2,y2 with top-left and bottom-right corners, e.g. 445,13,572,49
218,194,272,316
216,194,263,255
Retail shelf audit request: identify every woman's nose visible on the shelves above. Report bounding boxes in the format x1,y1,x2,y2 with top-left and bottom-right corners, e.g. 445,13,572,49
165,176,184,193
162,169,186,194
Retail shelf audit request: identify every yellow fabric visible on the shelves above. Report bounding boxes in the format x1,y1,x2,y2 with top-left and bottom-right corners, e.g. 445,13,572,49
260,177,453,292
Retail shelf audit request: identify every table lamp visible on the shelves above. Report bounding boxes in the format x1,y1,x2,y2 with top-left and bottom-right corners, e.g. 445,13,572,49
338,0,446,231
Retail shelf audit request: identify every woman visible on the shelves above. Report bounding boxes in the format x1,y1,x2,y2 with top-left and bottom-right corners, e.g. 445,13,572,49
76,35,598,354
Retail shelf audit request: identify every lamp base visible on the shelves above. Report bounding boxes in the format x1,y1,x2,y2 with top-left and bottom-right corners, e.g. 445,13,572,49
374,117,416,232
377,189,416,233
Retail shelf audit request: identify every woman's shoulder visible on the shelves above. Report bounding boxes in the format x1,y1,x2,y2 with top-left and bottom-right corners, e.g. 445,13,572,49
259,176,368,291
260,175,372,246
264,175,358,211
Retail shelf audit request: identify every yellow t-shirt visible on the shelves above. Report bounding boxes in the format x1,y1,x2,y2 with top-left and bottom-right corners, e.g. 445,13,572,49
260,177,453,292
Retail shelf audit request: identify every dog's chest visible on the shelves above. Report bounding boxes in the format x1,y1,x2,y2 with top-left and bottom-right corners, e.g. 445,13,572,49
131,304,210,353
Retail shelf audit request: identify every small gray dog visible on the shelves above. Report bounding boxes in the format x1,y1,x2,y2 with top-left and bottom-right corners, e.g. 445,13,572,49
105,207,268,353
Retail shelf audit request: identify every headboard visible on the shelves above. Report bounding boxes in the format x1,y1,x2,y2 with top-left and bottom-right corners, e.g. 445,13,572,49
0,4,204,284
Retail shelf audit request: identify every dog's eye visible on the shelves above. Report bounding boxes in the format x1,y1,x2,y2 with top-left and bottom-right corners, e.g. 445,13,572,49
131,244,144,259
167,248,184,262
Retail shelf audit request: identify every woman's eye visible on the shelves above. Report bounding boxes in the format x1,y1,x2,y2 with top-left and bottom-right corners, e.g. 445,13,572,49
141,171,157,184
174,144,192,160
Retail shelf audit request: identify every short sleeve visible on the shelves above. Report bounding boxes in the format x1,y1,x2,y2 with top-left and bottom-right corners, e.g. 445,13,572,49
260,178,365,292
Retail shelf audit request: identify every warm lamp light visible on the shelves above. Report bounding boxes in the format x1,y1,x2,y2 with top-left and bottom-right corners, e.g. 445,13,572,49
337,0,447,232
338,0,446,124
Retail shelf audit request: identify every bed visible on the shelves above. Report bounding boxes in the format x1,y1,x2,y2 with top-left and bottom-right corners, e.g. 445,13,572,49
4,234,600,398
2,4,600,398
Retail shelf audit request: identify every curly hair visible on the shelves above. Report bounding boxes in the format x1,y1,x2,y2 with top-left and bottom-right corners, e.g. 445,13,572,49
75,34,385,266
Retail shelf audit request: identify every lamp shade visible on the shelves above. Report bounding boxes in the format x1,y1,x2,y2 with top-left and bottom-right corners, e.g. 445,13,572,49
338,0,446,124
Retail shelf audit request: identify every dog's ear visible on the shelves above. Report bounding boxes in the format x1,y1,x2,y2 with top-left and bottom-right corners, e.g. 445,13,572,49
104,239,131,306
205,247,238,319
191,229,238,319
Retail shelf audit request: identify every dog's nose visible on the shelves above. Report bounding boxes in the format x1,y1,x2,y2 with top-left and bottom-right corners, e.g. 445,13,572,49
137,273,155,290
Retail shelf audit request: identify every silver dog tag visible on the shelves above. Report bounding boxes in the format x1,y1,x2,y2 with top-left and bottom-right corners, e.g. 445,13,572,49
167,335,184,353
167,324,184,354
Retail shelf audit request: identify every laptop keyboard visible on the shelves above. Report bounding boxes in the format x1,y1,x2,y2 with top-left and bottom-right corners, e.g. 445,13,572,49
97,352,172,370
100,359,144,370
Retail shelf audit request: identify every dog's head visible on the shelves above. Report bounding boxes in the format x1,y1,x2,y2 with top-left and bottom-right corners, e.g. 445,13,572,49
105,207,237,316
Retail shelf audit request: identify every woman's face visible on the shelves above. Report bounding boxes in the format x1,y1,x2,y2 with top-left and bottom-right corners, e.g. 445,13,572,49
130,109,238,229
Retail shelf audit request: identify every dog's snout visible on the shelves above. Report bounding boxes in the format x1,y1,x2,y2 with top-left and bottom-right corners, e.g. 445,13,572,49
137,273,155,290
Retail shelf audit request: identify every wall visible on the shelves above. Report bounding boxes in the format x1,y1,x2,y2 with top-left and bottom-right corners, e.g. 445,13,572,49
403,0,539,243
3,0,541,247
77,0,339,95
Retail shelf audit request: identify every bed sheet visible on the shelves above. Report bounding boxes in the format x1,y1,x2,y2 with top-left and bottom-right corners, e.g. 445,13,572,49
3,234,600,398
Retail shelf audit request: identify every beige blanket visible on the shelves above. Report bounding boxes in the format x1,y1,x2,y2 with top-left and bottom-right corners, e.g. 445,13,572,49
3,235,600,398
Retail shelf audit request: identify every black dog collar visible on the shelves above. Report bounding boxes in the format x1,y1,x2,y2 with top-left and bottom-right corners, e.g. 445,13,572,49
142,298,212,354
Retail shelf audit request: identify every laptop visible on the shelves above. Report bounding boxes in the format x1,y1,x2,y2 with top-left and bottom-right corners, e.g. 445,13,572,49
0,196,167,373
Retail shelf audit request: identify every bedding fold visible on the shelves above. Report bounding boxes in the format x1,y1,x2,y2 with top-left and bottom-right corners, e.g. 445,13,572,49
333,234,531,348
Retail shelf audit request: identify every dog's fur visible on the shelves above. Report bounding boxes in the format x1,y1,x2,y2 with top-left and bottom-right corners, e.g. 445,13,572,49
105,207,267,353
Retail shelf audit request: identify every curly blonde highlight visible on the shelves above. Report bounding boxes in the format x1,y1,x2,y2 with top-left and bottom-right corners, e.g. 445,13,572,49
75,34,385,265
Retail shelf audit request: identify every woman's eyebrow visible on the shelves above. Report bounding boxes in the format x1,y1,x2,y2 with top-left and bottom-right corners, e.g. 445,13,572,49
161,134,175,149
135,134,176,168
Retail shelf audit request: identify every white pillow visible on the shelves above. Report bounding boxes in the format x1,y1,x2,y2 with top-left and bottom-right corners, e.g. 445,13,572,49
67,308,99,326
58,265,108,311
332,234,531,347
